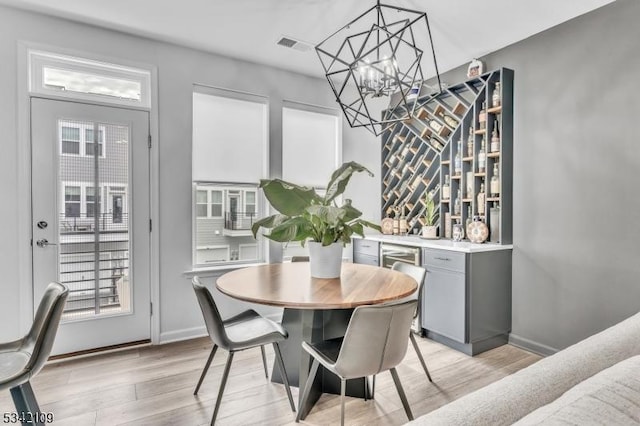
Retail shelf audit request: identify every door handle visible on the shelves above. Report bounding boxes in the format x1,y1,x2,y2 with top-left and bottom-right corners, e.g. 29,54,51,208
36,238,57,248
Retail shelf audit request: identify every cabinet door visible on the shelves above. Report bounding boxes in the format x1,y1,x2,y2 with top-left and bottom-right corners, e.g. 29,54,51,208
422,267,466,343
353,253,379,266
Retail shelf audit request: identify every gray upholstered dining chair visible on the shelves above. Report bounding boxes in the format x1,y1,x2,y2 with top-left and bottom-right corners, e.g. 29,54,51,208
296,299,418,426
0,282,68,423
191,277,295,424
391,262,433,382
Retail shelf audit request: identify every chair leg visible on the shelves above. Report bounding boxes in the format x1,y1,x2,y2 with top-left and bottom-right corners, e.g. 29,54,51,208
194,345,218,395
10,382,44,426
272,342,296,412
389,367,413,421
210,351,234,425
295,358,320,422
410,332,433,382
340,378,346,426
260,345,269,379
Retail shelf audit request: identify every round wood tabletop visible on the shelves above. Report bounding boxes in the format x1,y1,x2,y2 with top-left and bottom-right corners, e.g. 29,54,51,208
216,262,418,309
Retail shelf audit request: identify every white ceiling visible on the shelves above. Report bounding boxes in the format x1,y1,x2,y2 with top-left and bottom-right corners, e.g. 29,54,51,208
0,0,614,78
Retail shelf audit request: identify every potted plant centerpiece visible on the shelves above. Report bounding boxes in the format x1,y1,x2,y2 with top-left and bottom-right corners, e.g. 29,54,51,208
252,161,380,278
422,189,439,239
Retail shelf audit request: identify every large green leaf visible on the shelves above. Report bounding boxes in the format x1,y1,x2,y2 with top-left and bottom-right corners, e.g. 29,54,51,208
341,199,363,222
266,216,313,243
251,214,289,238
259,179,320,216
306,205,346,227
324,161,373,204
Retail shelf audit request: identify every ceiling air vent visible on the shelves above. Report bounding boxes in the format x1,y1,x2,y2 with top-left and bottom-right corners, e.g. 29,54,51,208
276,36,313,53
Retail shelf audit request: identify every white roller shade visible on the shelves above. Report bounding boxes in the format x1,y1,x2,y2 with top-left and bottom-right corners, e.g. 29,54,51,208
193,91,268,182
282,106,341,187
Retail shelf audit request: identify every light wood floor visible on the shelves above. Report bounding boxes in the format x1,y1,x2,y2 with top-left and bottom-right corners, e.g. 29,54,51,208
0,336,540,425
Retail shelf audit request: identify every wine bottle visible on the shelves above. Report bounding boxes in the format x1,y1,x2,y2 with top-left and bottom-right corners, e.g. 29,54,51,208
438,111,458,128
393,204,399,235
454,139,462,176
478,137,487,173
466,206,473,230
491,120,500,152
399,205,408,236
467,126,474,157
478,101,487,130
477,183,486,216
490,163,500,196
454,189,461,216
442,175,451,200
492,82,501,108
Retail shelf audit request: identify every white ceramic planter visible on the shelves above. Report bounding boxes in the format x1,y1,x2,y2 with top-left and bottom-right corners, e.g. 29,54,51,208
422,225,437,239
308,241,343,278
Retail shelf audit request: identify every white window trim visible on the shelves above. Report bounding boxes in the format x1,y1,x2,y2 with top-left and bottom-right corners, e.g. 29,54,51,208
29,50,151,108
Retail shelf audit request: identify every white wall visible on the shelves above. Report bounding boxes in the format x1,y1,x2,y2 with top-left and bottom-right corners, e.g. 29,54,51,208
0,5,379,343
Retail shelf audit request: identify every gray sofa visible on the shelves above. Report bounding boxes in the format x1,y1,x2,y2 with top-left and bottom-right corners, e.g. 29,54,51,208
411,311,640,425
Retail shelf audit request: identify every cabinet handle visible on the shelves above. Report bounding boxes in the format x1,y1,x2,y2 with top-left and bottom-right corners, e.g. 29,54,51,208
434,257,450,261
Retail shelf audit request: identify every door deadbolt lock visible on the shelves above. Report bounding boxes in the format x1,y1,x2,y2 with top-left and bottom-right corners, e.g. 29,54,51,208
36,239,56,248
37,221,48,229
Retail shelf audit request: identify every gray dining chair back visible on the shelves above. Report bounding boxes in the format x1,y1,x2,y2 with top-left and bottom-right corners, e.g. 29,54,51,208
0,282,68,422
191,276,295,424
335,300,416,379
192,277,231,349
297,299,417,425
389,262,432,382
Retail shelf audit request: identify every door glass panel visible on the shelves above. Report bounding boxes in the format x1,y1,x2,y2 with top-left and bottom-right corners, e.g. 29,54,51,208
58,119,131,321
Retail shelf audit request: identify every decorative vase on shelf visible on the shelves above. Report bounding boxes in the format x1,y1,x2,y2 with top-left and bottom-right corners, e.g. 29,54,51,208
308,242,343,279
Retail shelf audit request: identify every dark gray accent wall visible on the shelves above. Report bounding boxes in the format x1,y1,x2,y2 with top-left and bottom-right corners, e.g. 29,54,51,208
436,0,640,354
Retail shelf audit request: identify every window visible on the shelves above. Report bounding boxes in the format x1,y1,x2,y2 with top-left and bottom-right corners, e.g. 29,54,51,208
211,190,223,218
85,128,104,157
281,102,342,260
65,186,81,217
245,191,256,216
192,86,268,266
60,122,106,157
196,190,208,217
61,126,80,155
29,50,151,108
195,187,223,219
86,187,101,218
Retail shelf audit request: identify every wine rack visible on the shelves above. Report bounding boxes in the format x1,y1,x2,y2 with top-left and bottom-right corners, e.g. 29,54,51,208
381,68,513,243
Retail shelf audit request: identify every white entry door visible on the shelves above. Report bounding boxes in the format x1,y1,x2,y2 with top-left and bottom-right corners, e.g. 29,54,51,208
31,98,151,355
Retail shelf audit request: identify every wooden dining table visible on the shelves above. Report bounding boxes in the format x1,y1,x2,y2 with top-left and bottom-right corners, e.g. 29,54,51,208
216,261,417,418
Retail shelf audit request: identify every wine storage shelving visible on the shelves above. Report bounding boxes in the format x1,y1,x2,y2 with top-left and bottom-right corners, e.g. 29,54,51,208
381,68,513,244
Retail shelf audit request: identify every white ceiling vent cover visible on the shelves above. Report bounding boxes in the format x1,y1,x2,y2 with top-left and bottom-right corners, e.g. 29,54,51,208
276,36,313,53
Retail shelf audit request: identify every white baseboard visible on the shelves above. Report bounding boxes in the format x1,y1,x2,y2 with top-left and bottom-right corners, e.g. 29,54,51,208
158,313,283,345
509,333,558,357
159,326,207,344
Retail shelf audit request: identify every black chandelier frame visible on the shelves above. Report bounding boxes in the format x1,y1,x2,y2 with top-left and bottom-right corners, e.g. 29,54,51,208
315,1,443,136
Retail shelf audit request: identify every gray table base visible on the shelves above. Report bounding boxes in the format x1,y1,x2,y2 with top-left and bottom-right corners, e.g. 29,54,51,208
270,308,367,418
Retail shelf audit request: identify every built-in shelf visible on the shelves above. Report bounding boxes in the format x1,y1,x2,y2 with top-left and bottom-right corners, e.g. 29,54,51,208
381,68,513,243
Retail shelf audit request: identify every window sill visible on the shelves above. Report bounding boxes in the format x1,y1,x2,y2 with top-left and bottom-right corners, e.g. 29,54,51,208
183,262,267,278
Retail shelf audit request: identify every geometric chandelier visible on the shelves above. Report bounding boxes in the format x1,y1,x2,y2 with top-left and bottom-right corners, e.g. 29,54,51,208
316,1,442,136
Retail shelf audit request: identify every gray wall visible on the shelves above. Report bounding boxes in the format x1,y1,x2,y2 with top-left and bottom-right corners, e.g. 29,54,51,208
434,0,640,354
0,5,376,343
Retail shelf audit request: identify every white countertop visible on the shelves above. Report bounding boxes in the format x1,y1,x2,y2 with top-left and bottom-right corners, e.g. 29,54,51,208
356,234,513,253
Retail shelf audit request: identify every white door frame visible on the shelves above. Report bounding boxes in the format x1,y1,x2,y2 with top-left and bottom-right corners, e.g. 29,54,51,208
16,42,161,345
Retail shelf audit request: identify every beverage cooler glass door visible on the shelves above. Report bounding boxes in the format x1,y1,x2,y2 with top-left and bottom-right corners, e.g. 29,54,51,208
380,244,421,268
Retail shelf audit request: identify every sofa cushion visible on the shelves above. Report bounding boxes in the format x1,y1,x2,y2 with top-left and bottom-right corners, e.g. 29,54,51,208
409,311,640,425
514,355,640,425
